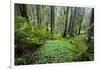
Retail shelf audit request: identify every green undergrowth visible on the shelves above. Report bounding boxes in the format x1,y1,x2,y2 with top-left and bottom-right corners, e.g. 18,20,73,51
31,35,93,64
15,16,94,65
15,35,94,65
33,40,73,64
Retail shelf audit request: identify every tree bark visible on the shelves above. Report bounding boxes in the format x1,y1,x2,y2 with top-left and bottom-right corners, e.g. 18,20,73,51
77,8,85,35
36,5,41,28
68,7,75,36
19,4,28,19
87,8,94,43
63,8,69,37
15,4,21,16
50,6,55,34
46,16,49,31
26,5,34,25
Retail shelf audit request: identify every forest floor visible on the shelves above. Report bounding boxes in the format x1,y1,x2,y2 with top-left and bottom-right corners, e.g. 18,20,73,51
33,40,74,64
15,35,93,65
15,40,74,65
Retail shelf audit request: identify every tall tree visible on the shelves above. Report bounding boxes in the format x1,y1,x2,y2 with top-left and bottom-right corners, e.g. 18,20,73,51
77,8,85,35
65,7,72,37
50,6,55,34
46,15,49,31
87,8,94,43
26,4,34,24
19,4,28,19
15,4,21,16
68,7,75,36
63,7,69,37
36,5,41,28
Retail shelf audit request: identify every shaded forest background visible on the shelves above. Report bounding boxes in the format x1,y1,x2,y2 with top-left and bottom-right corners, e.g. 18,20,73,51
15,4,94,65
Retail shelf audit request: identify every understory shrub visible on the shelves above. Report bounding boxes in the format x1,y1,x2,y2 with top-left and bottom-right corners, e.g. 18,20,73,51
26,38,46,46
68,35,94,61
15,16,47,46
15,54,33,65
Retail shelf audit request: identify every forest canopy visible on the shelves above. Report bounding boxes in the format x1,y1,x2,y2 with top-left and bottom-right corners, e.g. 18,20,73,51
15,4,94,65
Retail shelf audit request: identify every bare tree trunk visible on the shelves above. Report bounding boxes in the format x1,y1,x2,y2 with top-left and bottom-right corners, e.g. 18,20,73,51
68,7,75,37
19,4,28,19
46,16,49,31
77,8,85,35
66,7,72,37
87,8,94,43
77,19,82,35
63,8,69,37
15,4,21,16
36,5,41,28
26,5,34,25
50,6,55,34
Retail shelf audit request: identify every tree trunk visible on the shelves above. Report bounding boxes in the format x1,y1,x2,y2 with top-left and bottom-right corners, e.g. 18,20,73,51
46,16,49,31
77,19,82,35
19,4,28,19
15,4,21,16
50,6,55,34
36,5,41,28
68,7,75,36
77,8,85,35
63,8,69,37
87,8,94,43
26,5,34,25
